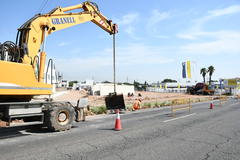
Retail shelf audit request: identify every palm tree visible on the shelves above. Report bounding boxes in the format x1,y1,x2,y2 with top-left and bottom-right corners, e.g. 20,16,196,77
208,66,215,85
200,68,207,83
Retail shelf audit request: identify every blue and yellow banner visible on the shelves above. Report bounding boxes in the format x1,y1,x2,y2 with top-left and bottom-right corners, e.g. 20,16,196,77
182,62,186,78
186,60,191,79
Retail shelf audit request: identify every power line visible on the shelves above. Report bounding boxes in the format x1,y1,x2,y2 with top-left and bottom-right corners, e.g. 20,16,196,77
38,0,49,13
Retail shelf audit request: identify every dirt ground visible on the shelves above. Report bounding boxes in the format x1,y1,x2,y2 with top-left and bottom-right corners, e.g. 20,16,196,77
53,89,210,107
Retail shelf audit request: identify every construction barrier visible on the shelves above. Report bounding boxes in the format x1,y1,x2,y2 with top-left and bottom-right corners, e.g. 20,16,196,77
114,109,122,131
171,98,192,117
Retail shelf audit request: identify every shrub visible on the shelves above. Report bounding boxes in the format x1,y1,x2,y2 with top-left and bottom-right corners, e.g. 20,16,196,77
142,102,152,109
159,101,168,107
90,106,107,114
154,102,160,107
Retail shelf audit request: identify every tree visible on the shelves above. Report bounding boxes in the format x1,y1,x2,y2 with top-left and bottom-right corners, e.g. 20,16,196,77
69,81,78,87
143,81,148,91
133,80,141,91
161,79,177,83
123,82,132,85
208,66,215,85
134,80,146,91
200,68,207,83
102,81,111,83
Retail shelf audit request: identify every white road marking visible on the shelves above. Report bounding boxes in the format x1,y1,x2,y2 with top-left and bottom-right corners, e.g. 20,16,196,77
163,113,196,123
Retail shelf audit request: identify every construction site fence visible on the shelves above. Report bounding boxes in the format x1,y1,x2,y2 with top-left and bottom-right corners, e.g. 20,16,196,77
171,98,192,117
214,95,239,106
214,88,240,96
148,88,240,95
147,87,187,93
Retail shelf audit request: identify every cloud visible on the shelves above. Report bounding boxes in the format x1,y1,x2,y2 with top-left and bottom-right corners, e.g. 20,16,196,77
177,33,195,40
176,5,240,55
147,9,171,27
116,44,175,65
116,10,171,39
178,5,240,40
146,9,171,38
115,13,142,39
208,5,240,17
180,31,240,55
191,5,240,31
177,31,215,40
58,42,71,46
116,13,139,26
57,43,174,66
125,26,135,36
154,35,169,39
55,43,175,81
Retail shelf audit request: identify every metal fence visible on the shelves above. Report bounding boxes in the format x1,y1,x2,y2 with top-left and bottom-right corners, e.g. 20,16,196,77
147,87,240,95
147,87,187,93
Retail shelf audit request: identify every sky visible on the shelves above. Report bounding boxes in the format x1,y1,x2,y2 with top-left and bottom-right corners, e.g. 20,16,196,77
1,0,240,83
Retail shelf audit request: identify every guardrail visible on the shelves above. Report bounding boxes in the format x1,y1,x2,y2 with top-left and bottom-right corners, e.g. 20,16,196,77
171,98,192,117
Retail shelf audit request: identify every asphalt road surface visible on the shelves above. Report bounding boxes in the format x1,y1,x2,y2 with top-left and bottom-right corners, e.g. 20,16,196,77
0,98,240,160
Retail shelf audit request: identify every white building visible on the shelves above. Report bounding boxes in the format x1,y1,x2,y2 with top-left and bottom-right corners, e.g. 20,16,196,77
92,83,134,96
58,80,69,88
147,82,197,93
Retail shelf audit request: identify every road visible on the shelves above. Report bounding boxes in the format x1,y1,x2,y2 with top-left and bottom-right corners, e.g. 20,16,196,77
0,98,240,160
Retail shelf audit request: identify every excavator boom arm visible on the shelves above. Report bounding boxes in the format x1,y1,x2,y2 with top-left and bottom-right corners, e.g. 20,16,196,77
0,1,117,100
17,1,117,64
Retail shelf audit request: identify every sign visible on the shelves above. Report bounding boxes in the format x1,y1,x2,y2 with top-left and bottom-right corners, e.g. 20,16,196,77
228,79,237,87
182,61,191,79
186,60,191,79
224,79,237,88
51,17,76,25
178,84,180,89
182,62,186,78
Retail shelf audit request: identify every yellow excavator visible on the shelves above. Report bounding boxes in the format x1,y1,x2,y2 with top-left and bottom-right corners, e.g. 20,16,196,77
0,1,117,131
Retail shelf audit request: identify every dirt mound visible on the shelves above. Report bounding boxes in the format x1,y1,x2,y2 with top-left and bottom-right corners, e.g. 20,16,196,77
53,90,209,107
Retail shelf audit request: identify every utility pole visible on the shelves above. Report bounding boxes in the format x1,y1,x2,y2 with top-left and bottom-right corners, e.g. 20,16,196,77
113,34,116,93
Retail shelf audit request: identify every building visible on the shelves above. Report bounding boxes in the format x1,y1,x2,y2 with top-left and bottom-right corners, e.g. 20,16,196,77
92,83,134,96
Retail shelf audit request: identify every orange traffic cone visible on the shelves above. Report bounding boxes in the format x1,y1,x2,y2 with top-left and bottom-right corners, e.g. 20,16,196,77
115,109,122,131
210,102,214,109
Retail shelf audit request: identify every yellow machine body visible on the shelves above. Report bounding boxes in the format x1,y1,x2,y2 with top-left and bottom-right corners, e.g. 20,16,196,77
0,61,52,95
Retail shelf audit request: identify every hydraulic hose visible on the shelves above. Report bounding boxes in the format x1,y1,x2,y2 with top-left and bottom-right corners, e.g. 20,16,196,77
0,41,21,62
